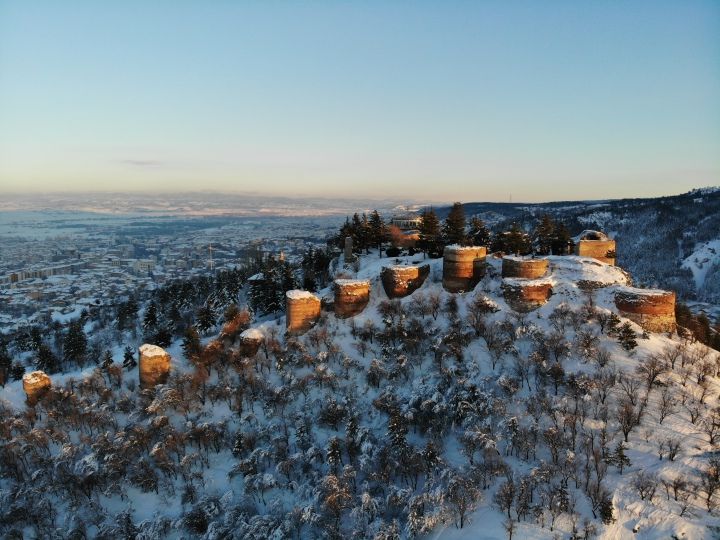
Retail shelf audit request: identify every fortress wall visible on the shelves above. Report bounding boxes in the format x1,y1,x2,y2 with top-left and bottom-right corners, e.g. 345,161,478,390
443,246,487,292
614,288,676,333
286,290,322,334
502,280,553,312
139,344,171,389
334,279,371,318
22,370,51,405
501,257,549,279
576,240,616,265
381,265,430,298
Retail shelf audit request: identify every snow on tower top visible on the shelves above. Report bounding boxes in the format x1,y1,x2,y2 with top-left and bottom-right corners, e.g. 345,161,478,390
574,230,610,242
23,370,49,385
286,290,318,300
240,328,264,340
139,343,168,357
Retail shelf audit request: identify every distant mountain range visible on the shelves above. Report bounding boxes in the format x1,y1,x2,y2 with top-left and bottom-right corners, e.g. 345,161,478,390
438,187,720,306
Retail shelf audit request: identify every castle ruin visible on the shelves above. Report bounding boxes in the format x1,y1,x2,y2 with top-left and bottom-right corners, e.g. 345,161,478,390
442,245,487,292
614,287,676,333
334,279,371,318
22,370,51,405
381,264,430,298
286,290,322,334
139,344,172,389
574,230,616,265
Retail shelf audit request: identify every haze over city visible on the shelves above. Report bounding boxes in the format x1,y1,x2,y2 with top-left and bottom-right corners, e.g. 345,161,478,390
1,1,719,202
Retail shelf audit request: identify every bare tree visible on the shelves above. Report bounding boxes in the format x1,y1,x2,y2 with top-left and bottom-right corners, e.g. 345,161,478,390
617,399,640,443
632,471,657,501
657,386,676,424
635,354,668,391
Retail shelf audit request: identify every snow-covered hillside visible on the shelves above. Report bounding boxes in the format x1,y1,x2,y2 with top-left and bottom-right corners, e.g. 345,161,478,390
1,250,719,539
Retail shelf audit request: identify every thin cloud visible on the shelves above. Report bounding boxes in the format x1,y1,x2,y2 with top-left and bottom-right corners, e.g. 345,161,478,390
117,159,165,167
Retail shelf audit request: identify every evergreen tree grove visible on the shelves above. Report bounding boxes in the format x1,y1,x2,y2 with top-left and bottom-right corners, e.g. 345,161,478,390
443,202,467,246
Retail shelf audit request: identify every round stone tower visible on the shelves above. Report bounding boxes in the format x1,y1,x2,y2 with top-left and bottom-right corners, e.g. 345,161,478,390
574,230,616,265
614,287,676,333
502,279,553,312
286,290,322,334
22,370,51,405
442,245,487,293
238,328,264,357
139,343,172,389
334,279,371,318
502,257,549,279
381,264,430,298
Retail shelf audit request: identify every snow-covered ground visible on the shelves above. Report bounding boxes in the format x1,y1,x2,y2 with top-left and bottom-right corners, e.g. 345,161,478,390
683,240,720,290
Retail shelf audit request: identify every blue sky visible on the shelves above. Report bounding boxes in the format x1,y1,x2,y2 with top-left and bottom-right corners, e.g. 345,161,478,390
0,1,718,202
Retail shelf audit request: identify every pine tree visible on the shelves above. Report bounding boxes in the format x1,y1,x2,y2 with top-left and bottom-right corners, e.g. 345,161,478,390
123,345,137,370
101,350,113,369
150,326,173,348
606,313,622,336
443,202,466,246
0,338,11,386
419,208,442,256
280,263,297,297
388,413,408,452
496,223,532,255
327,436,343,474
143,302,158,330
609,442,631,473
63,320,88,366
617,323,638,351
533,215,555,255
10,362,25,381
351,213,363,251
468,217,491,247
551,222,573,255
36,343,60,373
196,303,216,335
368,210,387,254
182,327,202,360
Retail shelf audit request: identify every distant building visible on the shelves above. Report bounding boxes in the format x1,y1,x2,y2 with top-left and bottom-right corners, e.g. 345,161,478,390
390,212,422,246
390,212,422,231
133,259,156,273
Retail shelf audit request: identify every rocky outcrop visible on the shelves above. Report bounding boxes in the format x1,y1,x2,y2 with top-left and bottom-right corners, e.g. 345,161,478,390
502,279,553,312
334,279,370,318
139,344,172,389
381,264,430,298
22,370,51,405
575,230,616,265
615,287,676,333
442,245,487,292
286,290,322,334
502,257,549,279
238,328,263,357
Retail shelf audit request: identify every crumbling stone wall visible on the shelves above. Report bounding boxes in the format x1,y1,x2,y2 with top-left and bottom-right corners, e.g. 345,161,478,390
502,257,549,279
334,279,371,318
615,288,676,333
502,279,553,312
381,265,429,298
238,328,263,357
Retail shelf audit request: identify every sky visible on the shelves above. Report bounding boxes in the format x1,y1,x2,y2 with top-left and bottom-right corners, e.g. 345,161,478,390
0,1,718,203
